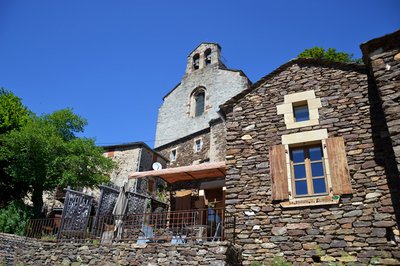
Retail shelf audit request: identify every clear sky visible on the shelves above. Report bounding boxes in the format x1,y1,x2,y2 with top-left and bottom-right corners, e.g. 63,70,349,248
0,1,399,147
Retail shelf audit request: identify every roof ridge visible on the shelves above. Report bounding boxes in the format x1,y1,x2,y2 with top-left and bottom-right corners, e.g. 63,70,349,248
219,58,367,113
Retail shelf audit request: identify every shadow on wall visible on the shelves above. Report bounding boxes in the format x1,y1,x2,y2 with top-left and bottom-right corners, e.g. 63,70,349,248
368,75,400,228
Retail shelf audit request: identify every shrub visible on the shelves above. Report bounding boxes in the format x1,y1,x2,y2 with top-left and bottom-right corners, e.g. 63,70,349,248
270,256,291,266
0,200,33,236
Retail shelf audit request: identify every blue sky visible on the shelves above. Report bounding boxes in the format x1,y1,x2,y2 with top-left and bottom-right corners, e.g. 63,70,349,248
0,1,398,147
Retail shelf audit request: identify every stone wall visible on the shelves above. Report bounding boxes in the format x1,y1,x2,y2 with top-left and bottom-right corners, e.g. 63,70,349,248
138,145,167,171
156,129,211,168
104,145,141,187
210,119,227,163
222,59,400,265
0,233,37,266
103,143,167,188
156,119,226,168
0,233,238,266
361,30,400,172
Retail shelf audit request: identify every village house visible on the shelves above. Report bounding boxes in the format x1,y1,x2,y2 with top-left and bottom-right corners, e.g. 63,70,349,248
218,29,400,264
102,141,167,191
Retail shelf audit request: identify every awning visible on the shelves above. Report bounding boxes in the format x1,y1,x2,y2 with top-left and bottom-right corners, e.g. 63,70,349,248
128,161,225,184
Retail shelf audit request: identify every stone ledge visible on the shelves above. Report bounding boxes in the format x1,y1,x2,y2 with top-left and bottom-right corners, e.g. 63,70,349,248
280,195,340,208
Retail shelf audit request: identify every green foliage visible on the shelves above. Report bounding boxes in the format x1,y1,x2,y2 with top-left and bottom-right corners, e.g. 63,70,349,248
0,117,65,192
297,47,362,64
251,257,292,266
57,137,114,188
270,256,291,266
0,89,33,205
0,98,115,217
0,88,32,134
43,109,87,141
0,200,33,235
157,184,167,202
369,257,380,265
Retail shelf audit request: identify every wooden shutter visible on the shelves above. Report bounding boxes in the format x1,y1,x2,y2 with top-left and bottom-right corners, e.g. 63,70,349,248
270,145,289,201
326,137,352,195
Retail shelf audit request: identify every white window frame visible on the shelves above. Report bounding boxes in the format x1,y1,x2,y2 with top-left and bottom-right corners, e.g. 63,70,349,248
277,90,322,129
194,138,202,153
170,148,177,162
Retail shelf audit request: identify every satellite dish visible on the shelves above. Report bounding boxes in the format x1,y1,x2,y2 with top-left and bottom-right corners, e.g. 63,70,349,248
152,162,162,170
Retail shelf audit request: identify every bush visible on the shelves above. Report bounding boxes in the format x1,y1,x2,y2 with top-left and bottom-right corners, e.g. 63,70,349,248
270,256,291,266
0,200,33,236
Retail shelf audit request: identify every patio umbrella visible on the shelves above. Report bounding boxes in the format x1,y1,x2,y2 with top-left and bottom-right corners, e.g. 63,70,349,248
112,182,129,239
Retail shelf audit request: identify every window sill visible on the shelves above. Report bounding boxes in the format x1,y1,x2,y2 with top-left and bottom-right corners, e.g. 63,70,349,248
281,195,340,208
286,119,319,129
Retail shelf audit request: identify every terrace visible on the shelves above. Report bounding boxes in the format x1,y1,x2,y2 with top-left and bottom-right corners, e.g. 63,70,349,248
25,162,236,245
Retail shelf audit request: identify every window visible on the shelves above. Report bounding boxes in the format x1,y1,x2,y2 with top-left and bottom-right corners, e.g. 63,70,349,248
276,90,321,129
290,145,327,197
170,149,177,161
194,139,202,152
205,49,212,65
190,88,206,117
193,54,200,70
293,102,310,122
195,91,205,116
270,136,352,203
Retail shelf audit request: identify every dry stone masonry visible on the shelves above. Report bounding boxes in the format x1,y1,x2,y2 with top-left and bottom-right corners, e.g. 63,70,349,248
221,53,400,265
0,233,239,266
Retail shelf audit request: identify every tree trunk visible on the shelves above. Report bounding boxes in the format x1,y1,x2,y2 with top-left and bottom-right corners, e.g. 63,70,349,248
32,187,44,218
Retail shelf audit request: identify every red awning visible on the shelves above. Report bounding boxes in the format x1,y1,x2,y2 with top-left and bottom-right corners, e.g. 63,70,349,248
128,162,225,184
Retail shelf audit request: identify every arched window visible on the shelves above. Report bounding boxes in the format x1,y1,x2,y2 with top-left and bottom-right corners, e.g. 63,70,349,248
191,87,206,117
204,49,212,65
194,91,205,116
193,53,200,70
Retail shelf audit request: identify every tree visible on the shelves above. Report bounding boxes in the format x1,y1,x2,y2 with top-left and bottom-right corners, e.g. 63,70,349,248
0,88,32,205
43,109,87,141
297,46,362,64
0,88,32,134
0,109,115,217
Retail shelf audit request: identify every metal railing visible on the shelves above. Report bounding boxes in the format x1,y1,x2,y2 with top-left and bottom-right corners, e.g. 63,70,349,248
25,208,236,244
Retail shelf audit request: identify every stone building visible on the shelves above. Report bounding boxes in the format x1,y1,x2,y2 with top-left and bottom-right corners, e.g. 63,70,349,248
154,43,250,167
218,29,400,264
102,142,167,192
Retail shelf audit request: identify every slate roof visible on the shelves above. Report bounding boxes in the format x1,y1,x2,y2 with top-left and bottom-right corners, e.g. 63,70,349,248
101,141,168,161
360,29,400,64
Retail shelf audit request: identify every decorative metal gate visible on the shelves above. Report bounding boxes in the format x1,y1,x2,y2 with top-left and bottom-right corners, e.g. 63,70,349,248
57,188,93,241
91,185,120,236
126,191,148,215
